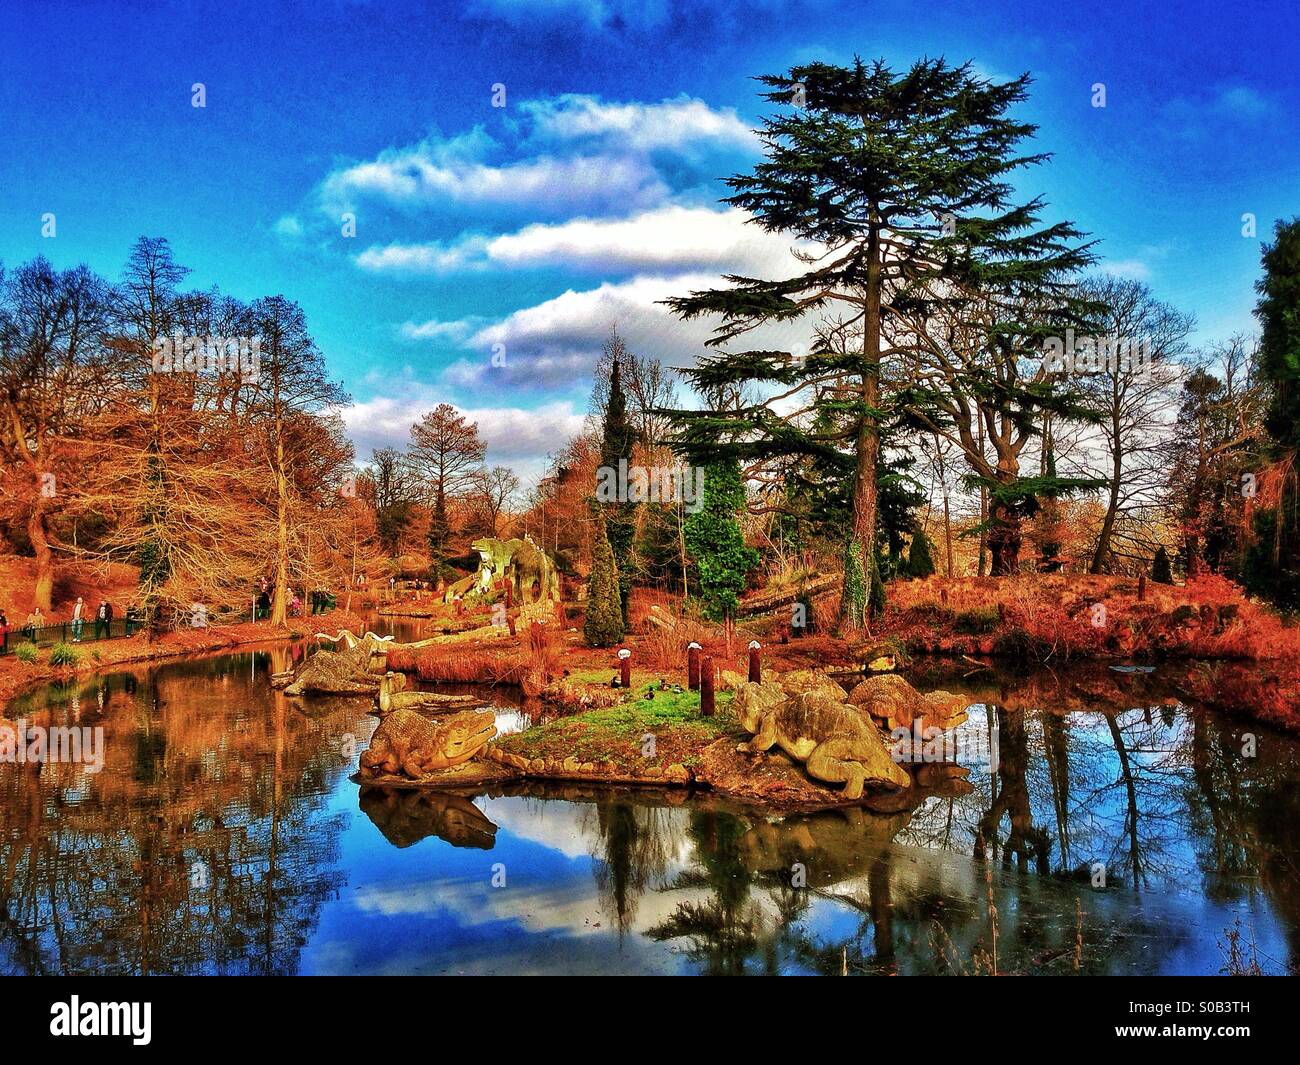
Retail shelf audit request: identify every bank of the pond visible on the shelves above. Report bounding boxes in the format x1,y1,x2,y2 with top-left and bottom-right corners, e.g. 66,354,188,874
0,607,369,705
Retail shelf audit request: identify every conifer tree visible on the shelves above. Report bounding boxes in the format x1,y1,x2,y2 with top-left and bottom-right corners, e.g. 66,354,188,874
665,57,1093,618
1151,545,1174,585
905,529,936,579
683,460,758,621
598,341,638,622
584,508,625,646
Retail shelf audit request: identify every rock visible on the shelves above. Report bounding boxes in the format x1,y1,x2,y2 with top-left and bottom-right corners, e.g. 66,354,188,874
664,763,690,783
718,669,748,691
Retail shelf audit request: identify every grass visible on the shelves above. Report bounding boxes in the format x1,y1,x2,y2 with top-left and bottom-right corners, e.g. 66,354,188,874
499,685,737,768
49,642,82,667
14,644,38,664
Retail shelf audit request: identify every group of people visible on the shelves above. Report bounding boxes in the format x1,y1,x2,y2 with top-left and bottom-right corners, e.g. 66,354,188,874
0,597,120,650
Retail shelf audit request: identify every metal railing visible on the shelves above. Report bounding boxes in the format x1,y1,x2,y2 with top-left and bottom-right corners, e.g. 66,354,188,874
0,614,151,654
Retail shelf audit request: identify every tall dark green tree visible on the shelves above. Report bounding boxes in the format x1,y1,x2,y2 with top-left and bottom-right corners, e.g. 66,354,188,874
665,57,1093,620
683,460,758,622
1246,218,1300,607
598,339,639,622
584,507,625,647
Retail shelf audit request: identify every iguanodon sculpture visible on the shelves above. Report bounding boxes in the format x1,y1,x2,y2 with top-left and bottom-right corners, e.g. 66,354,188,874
359,707,497,779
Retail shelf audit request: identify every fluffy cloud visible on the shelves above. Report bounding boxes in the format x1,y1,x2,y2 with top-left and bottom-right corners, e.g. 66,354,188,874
520,93,755,153
342,391,586,476
319,93,751,217
409,269,812,391
356,205,812,276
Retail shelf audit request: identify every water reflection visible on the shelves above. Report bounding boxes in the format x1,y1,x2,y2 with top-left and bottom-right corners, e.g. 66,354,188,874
1,653,1297,975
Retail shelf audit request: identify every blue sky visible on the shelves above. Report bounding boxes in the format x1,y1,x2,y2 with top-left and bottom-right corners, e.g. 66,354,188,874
3,0,1296,481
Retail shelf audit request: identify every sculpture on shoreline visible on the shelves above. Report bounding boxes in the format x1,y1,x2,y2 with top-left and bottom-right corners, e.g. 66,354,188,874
359,707,497,779
734,680,910,799
447,536,560,605
375,671,488,715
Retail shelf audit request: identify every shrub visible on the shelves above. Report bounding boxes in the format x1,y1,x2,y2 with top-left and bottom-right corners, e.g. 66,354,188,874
584,509,625,647
14,643,38,664
49,642,82,667
953,607,1000,635
904,530,937,579
1151,546,1174,584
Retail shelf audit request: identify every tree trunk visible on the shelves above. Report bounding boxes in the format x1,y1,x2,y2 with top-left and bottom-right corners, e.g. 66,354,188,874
1090,427,1124,574
271,432,290,626
976,420,989,577
27,496,54,613
988,496,1022,576
840,237,882,630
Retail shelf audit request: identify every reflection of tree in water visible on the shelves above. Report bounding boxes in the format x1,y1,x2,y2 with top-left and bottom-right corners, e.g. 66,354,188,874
0,654,361,974
589,800,677,935
646,810,770,975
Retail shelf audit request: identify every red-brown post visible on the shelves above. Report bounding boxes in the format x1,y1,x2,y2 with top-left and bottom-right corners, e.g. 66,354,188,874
687,642,701,691
505,581,513,609
454,596,464,617
507,615,517,637
748,640,761,683
700,656,715,716
1138,573,1147,602
618,648,631,688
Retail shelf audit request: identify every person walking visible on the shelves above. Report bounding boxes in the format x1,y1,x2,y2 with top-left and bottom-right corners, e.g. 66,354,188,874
25,606,43,641
95,600,111,640
72,596,85,642
0,609,9,653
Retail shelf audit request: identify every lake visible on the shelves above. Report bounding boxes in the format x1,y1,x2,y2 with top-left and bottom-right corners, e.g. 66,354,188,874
2,635,1296,975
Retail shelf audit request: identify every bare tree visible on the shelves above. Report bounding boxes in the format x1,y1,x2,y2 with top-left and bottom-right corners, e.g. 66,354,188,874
471,465,520,536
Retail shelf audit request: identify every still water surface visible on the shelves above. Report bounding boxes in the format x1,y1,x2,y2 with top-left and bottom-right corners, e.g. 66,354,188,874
1,631,1297,975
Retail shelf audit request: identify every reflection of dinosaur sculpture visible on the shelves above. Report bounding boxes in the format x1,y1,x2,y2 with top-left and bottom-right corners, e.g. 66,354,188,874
459,536,560,605
359,787,498,849
735,681,910,798
359,707,497,779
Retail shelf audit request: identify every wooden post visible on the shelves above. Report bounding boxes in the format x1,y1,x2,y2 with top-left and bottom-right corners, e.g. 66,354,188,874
505,580,513,609
618,648,631,688
687,642,701,691
1138,573,1147,602
507,616,517,637
454,596,464,617
748,640,761,683
700,655,715,716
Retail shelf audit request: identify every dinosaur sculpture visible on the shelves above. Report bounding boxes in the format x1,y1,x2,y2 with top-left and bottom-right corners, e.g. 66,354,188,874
733,680,910,799
375,671,488,716
358,707,497,779
846,674,972,734
460,536,561,605
283,640,382,696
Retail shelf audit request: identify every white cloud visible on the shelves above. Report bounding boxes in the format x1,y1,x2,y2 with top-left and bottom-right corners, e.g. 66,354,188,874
357,205,812,276
342,391,586,480
1101,258,1152,281
413,269,812,391
521,93,755,153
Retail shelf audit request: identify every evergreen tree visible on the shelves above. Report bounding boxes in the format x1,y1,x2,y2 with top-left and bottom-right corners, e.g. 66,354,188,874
1248,218,1300,608
904,529,936,579
683,461,758,622
666,57,1092,618
598,341,638,622
1151,545,1174,585
584,508,625,647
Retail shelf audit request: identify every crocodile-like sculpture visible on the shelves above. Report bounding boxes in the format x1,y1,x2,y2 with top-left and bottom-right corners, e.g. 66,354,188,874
358,707,497,779
283,640,381,696
375,671,488,716
846,674,972,734
734,681,910,799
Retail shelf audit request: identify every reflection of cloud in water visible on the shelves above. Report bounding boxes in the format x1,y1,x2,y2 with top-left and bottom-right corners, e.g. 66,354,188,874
492,709,530,736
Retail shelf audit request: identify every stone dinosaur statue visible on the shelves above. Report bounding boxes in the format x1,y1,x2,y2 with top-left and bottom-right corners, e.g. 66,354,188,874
846,674,973,735
358,707,497,779
467,536,561,604
283,640,382,696
375,671,488,716
733,680,910,799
